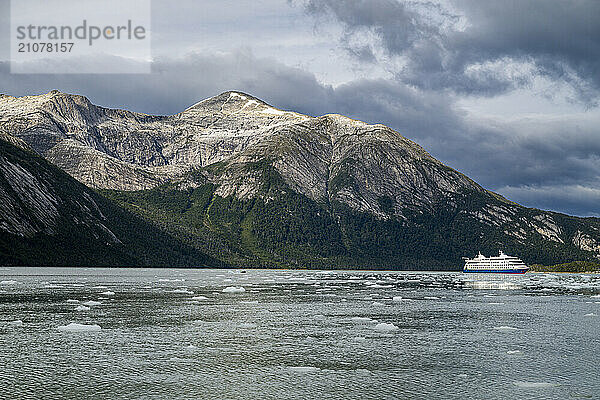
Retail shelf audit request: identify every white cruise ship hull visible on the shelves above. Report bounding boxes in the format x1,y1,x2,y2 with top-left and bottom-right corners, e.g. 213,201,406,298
462,267,528,274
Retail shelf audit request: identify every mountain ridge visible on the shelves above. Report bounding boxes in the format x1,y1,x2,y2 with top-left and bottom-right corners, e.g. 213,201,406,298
1,90,599,268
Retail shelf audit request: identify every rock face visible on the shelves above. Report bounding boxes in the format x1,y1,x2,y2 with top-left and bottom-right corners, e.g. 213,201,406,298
0,137,216,267
1,90,599,268
0,90,488,215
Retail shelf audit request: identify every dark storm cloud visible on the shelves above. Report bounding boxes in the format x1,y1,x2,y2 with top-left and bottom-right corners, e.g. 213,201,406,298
303,0,600,102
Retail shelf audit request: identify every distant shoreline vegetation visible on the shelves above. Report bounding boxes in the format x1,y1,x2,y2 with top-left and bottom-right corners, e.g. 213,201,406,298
531,261,600,273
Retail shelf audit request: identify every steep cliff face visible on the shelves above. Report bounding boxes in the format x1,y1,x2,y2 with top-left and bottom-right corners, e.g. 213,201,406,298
0,90,493,216
1,90,599,268
0,138,216,267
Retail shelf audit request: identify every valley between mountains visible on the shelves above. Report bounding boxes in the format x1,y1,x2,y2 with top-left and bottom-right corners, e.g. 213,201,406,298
1,90,599,268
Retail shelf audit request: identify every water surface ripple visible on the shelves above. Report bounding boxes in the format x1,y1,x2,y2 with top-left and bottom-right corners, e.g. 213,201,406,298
0,268,598,399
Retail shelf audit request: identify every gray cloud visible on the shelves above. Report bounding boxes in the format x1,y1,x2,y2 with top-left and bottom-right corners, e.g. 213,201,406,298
303,0,600,103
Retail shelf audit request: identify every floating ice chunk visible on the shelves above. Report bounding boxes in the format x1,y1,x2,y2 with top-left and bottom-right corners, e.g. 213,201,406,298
241,300,258,304
57,323,101,332
351,317,377,324
75,305,90,311
507,350,522,354
100,291,115,296
424,296,440,300
288,366,320,372
222,286,245,293
185,344,197,350
494,326,519,331
82,301,102,306
171,289,193,294
158,278,185,282
0,280,17,285
9,320,23,325
191,296,208,300
92,286,108,289
392,296,403,301
374,322,398,332
513,381,559,388
488,302,505,305
591,294,600,298
66,299,79,303
584,313,597,317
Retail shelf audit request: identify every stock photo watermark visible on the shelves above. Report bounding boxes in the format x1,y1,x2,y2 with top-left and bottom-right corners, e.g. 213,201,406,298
10,0,151,73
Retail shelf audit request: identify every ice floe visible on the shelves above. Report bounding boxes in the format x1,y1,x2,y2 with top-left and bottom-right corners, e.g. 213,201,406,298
66,299,79,303
171,289,193,294
507,350,522,354
82,301,102,306
75,305,90,311
288,366,320,372
513,381,559,388
222,286,245,293
374,322,399,332
241,300,259,304
423,296,440,300
583,313,597,317
191,296,208,300
392,296,403,301
8,320,23,325
57,323,101,332
0,280,17,285
100,291,115,296
493,326,519,331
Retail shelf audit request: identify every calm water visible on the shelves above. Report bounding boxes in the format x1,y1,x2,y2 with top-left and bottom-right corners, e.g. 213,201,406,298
0,268,599,399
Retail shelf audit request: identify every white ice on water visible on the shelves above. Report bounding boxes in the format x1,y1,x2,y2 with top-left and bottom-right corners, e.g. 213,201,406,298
507,350,522,354
288,366,320,372
351,317,377,324
493,326,519,331
57,323,101,332
75,305,90,311
222,286,245,293
191,296,208,300
82,301,102,306
374,322,399,332
66,299,79,303
100,291,115,296
513,381,559,388
171,289,193,294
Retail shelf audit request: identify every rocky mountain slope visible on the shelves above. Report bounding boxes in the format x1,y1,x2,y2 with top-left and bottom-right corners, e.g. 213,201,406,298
0,136,217,267
1,90,599,268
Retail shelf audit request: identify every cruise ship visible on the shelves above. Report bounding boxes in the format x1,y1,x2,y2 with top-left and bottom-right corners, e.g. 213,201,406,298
463,251,529,274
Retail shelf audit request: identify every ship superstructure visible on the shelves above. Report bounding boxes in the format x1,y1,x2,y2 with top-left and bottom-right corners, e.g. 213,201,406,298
463,251,529,274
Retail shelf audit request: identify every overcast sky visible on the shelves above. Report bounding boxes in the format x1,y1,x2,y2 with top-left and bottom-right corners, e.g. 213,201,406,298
1,0,599,216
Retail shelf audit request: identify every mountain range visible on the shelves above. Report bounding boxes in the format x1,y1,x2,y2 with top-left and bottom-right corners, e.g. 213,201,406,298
1,90,599,268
